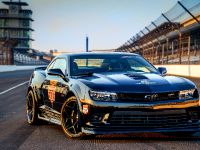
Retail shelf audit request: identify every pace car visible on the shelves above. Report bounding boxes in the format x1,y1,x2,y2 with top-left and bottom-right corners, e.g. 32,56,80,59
26,52,200,138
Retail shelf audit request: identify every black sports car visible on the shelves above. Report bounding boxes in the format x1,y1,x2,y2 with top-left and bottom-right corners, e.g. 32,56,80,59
26,52,200,138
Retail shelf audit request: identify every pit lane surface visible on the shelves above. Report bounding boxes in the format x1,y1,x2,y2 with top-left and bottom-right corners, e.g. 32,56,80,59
0,70,200,150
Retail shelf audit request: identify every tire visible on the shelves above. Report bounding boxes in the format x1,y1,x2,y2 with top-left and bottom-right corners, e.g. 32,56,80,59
61,96,85,138
26,90,39,125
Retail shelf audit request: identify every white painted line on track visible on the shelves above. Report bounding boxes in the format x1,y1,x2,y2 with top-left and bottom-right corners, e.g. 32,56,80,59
0,81,29,95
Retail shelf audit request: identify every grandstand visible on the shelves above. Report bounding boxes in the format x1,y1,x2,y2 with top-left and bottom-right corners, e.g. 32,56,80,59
116,0,200,65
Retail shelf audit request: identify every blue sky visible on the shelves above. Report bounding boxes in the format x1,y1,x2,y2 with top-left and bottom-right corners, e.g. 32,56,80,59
2,0,178,52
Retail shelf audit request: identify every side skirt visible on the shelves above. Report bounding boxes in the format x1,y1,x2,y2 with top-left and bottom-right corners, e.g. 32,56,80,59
38,105,61,125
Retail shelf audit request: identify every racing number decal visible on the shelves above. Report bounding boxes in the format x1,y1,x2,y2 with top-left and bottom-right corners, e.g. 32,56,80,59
48,80,57,104
48,86,56,104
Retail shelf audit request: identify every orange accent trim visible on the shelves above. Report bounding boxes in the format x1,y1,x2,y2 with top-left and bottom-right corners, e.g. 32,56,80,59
80,99,86,103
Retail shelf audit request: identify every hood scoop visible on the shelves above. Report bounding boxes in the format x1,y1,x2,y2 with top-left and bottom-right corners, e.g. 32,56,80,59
125,73,148,80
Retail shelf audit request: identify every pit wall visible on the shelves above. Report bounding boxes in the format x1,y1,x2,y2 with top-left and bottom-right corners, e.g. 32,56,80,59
1,65,199,78
155,65,200,78
0,65,46,72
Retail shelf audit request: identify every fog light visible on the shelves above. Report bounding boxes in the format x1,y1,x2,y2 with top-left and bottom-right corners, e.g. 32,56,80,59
102,113,110,124
93,115,102,121
91,113,104,122
83,105,89,114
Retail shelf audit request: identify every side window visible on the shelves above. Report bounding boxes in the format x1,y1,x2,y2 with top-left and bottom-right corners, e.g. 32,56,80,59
52,59,67,75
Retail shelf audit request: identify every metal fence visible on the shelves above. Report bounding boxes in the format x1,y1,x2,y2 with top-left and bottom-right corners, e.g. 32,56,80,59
116,0,200,65
14,52,48,65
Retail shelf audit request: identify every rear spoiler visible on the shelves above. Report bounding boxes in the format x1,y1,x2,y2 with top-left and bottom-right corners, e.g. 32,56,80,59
34,66,47,71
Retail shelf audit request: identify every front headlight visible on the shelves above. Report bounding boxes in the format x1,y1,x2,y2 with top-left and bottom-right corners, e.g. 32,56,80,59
89,90,117,101
179,89,195,100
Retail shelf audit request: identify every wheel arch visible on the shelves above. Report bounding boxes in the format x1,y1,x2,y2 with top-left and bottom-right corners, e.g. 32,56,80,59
64,90,83,112
27,86,33,93
27,86,39,104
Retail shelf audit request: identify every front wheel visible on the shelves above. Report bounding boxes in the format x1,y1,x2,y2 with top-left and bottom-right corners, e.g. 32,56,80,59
61,96,85,138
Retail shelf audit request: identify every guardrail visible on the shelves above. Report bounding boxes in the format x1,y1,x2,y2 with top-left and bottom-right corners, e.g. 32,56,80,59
0,65,46,72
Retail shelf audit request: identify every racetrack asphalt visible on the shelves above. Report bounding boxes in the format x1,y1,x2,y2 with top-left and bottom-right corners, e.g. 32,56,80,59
0,70,200,150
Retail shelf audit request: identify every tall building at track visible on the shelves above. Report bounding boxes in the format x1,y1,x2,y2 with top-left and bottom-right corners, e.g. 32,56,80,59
0,0,33,64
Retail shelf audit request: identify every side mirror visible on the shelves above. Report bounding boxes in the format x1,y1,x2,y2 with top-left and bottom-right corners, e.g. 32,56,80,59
47,69,65,78
158,67,167,75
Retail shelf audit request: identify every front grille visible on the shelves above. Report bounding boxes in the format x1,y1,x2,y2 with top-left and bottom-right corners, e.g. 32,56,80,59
109,110,199,129
117,92,179,102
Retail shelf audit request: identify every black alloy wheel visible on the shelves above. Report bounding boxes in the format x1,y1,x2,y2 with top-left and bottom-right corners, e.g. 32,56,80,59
61,96,84,138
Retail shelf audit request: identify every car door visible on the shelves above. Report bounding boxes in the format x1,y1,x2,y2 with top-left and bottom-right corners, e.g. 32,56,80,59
50,58,70,112
42,58,69,112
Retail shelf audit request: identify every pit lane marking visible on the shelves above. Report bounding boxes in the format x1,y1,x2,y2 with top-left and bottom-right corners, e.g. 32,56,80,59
0,81,29,95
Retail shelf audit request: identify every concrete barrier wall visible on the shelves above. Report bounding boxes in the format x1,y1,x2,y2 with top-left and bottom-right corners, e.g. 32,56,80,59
155,65,200,78
0,65,199,78
0,65,46,72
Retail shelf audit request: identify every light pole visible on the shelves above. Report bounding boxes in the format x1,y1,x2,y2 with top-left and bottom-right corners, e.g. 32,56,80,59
86,36,89,52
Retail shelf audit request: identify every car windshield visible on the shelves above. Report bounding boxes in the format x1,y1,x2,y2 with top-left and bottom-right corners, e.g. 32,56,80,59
70,54,158,76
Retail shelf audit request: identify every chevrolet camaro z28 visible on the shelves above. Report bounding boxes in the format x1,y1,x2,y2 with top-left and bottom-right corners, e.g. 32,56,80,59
26,52,200,138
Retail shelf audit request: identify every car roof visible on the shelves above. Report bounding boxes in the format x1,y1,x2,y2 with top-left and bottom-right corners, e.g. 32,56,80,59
56,52,139,58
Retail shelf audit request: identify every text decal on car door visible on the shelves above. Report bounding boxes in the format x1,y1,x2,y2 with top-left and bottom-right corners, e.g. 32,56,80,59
48,80,57,104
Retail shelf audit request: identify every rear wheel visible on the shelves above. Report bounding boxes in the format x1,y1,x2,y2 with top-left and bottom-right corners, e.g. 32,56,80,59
26,90,39,125
61,96,85,138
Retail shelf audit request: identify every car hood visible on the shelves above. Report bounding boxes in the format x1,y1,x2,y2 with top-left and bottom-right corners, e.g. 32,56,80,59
77,72,196,93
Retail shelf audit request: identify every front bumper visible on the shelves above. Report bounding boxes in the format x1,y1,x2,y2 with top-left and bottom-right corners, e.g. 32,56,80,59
80,98,200,135
82,125,200,135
